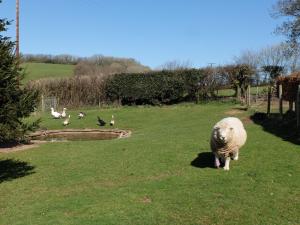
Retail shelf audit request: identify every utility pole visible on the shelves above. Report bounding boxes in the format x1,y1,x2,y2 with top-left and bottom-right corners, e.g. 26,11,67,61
16,0,20,58
207,62,215,68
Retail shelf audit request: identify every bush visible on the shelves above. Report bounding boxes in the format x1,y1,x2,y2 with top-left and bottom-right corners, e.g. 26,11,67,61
105,69,210,105
27,69,224,108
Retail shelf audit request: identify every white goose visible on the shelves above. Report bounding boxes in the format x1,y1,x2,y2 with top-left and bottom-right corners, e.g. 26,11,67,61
51,107,61,119
110,115,115,126
61,108,67,118
63,115,71,126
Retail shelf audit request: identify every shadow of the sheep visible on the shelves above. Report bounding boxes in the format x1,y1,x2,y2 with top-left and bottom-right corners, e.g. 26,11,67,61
190,152,216,169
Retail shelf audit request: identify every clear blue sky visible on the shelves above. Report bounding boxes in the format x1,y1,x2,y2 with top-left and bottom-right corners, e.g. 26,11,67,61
0,0,285,68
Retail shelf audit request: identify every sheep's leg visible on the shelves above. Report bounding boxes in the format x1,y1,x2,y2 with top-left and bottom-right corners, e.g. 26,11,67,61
214,155,220,168
232,150,239,161
223,157,230,171
220,157,225,163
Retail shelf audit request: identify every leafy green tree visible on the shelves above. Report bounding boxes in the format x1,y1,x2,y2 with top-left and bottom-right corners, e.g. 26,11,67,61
0,7,40,144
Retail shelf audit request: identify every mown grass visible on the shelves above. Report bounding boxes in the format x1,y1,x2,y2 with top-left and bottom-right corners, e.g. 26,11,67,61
217,86,268,97
21,63,75,83
0,103,299,225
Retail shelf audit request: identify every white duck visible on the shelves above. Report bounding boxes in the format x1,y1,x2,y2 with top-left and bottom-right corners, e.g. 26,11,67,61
51,107,61,119
110,115,115,126
63,115,71,126
61,108,67,118
78,112,86,119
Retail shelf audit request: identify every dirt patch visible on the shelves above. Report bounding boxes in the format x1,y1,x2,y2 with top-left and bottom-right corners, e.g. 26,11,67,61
0,129,131,153
225,109,246,116
241,116,253,125
224,108,253,124
139,196,152,204
0,141,44,153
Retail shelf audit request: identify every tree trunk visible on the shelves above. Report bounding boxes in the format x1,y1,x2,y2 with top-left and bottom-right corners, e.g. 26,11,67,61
267,86,272,116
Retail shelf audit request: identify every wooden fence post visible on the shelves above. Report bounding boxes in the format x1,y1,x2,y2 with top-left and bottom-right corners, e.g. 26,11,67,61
297,85,300,128
41,94,45,112
288,101,293,111
279,84,283,117
255,86,258,103
247,85,251,107
236,87,241,102
267,86,272,116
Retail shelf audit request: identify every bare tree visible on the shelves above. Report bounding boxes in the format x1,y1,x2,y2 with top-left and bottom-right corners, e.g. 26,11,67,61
284,43,300,72
272,0,300,45
234,50,260,86
257,43,290,69
158,60,193,70
234,50,260,69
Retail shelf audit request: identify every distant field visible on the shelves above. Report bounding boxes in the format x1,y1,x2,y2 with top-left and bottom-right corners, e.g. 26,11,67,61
217,86,268,97
21,63,75,83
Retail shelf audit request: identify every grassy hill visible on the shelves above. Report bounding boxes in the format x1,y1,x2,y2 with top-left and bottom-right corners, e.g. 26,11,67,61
20,55,151,84
21,63,75,83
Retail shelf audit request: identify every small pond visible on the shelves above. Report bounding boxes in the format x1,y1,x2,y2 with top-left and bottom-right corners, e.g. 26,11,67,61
29,129,131,142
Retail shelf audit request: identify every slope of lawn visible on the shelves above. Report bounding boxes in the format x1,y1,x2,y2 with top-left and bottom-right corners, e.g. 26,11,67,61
21,62,75,83
0,103,299,225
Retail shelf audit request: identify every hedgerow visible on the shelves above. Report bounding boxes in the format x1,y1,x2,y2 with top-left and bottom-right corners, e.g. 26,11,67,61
105,69,210,105
27,69,223,107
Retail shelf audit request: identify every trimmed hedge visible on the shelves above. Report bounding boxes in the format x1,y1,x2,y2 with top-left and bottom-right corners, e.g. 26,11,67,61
105,69,209,105
27,69,223,107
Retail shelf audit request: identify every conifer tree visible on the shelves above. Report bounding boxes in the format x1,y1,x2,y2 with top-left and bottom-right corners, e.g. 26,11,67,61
0,4,39,144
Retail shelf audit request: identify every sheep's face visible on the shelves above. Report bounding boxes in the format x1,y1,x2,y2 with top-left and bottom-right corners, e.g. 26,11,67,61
213,125,234,144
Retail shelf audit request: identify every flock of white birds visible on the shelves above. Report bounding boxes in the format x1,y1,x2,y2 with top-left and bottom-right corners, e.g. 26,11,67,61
50,107,115,127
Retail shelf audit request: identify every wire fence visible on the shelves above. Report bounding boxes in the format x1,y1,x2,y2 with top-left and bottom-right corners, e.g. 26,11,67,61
41,95,58,112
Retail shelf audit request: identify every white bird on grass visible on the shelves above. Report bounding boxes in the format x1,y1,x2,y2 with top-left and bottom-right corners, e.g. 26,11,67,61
110,115,115,126
78,112,86,119
63,115,71,126
51,107,61,119
61,108,67,118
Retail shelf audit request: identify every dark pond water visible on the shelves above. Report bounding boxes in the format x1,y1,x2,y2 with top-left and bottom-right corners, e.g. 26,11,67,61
30,130,129,142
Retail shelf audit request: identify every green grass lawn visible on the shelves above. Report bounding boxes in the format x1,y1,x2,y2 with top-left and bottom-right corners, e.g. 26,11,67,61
21,63,75,83
0,103,299,225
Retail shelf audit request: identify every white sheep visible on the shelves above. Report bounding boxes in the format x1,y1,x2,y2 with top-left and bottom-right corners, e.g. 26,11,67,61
210,117,247,170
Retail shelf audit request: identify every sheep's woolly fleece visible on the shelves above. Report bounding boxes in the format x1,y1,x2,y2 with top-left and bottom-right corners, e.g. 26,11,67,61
210,117,247,158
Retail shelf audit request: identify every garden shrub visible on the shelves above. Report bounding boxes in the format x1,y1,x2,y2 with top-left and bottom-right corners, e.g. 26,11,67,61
105,69,208,105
